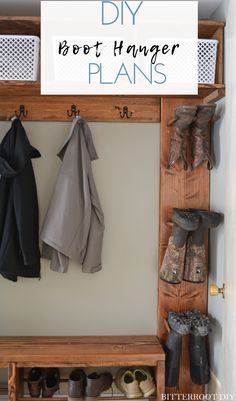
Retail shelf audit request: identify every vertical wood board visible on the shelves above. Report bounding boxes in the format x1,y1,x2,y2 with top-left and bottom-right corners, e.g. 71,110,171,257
158,97,210,395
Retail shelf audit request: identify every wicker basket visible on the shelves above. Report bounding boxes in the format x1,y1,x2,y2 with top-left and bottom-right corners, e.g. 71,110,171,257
0,35,40,80
198,39,218,84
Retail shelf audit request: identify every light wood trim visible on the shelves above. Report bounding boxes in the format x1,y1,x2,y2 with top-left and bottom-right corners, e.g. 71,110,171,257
8,363,17,401
156,361,165,401
212,27,224,85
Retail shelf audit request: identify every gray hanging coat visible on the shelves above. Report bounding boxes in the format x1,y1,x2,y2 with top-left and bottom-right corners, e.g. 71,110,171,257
40,117,104,273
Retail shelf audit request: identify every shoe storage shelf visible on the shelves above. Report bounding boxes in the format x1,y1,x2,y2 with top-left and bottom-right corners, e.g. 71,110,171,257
0,335,165,401
0,17,224,122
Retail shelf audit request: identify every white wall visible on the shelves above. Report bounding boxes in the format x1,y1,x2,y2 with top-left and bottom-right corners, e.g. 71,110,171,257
209,97,225,391
209,0,236,395
0,121,159,336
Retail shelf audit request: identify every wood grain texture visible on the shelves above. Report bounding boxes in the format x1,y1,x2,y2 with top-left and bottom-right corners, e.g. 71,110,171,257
0,337,165,401
0,336,165,367
156,361,165,401
0,95,161,122
212,27,224,85
0,18,225,122
0,16,40,36
158,98,210,395
8,363,17,401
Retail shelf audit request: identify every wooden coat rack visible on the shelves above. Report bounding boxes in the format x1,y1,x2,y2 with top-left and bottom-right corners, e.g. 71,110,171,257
0,15,225,398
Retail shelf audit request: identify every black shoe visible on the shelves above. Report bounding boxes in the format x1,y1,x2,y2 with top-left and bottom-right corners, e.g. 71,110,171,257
68,369,86,401
42,368,60,398
28,368,43,397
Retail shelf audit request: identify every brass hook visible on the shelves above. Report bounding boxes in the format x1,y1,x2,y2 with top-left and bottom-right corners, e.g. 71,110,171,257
67,105,80,118
15,105,28,119
116,106,133,119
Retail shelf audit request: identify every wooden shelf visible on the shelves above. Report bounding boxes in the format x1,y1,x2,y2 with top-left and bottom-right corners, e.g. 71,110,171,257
0,18,225,122
0,336,165,367
0,81,225,97
1,336,165,401
0,82,224,122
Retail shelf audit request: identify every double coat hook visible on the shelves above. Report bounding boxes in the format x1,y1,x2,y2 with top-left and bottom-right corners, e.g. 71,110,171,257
115,106,133,119
67,105,80,118
15,104,28,119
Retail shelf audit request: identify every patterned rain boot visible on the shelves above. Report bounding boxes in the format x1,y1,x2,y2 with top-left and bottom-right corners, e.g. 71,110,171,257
187,310,211,385
184,210,222,283
191,103,216,170
160,209,199,284
164,312,191,387
167,105,197,170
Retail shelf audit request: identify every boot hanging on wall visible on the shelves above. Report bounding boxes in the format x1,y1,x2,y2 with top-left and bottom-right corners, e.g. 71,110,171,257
191,104,216,170
164,312,191,387
183,209,222,283
167,106,197,170
160,209,199,284
164,311,211,387
167,103,217,171
160,208,222,284
186,310,211,385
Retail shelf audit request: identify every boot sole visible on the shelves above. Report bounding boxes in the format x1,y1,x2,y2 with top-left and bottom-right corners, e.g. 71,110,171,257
188,209,222,228
142,387,156,398
172,209,199,231
68,398,83,401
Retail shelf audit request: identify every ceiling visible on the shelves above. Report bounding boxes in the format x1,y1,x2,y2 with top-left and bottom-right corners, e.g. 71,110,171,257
0,0,223,18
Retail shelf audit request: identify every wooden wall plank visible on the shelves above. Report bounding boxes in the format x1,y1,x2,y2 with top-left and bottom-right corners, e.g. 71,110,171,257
0,95,161,122
158,97,209,395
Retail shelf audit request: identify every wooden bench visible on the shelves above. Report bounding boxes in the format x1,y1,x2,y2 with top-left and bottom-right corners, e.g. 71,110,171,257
0,335,165,401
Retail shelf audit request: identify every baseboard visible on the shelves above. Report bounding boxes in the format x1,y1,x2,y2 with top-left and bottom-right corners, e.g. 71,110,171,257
207,370,222,396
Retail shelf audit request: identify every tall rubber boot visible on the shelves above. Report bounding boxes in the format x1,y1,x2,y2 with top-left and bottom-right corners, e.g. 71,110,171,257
164,312,191,387
184,210,222,283
160,209,199,284
168,105,197,170
164,330,182,387
187,311,211,385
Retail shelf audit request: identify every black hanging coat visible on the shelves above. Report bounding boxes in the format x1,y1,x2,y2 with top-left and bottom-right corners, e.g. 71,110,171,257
0,119,41,282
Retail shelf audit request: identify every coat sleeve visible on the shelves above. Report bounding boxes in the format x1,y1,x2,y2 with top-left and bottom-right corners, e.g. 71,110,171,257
13,162,41,266
82,172,105,273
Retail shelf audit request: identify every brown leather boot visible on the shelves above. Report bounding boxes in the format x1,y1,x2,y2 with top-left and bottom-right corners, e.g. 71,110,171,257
167,106,197,170
191,103,216,170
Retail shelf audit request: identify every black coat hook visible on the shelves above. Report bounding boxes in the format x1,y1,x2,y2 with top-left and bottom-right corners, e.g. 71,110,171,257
15,105,28,119
67,105,80,118
116,106,133,119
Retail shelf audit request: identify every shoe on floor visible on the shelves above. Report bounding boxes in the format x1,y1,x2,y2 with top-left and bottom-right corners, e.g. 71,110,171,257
85,372,113,400
115,369,142,399
134,368,155,397
68,369,86,401
42,368,60,398
28,367,43,397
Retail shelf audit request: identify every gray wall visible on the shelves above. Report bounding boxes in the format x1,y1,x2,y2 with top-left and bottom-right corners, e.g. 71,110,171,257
0,121,159,337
